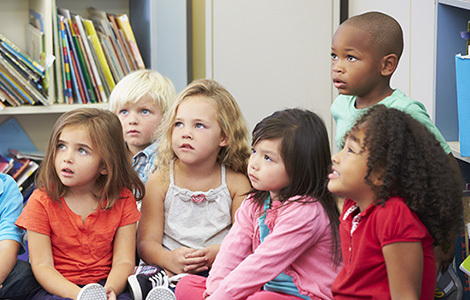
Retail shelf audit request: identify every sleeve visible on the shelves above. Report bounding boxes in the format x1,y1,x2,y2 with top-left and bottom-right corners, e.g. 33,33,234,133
405,102,451,154
207,200,325,300
204,198,257,299
15,189,52,236
118,188,141,227
0,174,25,244
375,199,428,247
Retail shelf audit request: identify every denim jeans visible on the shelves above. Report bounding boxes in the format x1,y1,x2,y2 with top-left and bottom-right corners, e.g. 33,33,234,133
0,259,39,300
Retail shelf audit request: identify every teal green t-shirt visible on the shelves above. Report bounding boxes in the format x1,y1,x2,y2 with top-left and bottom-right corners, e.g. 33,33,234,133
330,89,451,154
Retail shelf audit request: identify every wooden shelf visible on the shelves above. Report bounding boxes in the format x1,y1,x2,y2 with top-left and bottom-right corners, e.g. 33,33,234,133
0,103,109,115
449,141,470,163
439,0,470,10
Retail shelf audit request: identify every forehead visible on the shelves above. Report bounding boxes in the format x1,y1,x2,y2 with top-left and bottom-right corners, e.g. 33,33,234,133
177,96,217,117
332,24,374,51
59,125,92,142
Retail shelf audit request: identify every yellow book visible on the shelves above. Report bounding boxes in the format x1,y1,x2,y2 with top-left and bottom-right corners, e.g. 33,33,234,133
83,19,115,91
116,14,145,70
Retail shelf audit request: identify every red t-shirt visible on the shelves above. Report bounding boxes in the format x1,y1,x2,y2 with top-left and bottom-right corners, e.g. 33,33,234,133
332,197,436,300
16,188,141,285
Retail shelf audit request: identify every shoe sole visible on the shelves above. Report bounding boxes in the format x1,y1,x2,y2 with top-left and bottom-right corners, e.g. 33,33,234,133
128,274,144,300
145,286,175,300
76,283,107,300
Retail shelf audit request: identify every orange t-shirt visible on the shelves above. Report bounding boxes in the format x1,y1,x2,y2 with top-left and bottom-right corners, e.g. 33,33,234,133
16,188,141,285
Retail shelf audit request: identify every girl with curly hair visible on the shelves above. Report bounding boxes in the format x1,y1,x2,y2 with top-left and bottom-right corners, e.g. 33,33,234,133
130,79,251,300
328,105,462,299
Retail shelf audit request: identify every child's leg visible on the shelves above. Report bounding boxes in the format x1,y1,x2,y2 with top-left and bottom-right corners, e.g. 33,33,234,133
246,291,307,300
0,259,40,300
174,274,206,300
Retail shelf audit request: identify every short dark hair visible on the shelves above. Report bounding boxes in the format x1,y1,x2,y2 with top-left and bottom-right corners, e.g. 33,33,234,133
344,11,404,60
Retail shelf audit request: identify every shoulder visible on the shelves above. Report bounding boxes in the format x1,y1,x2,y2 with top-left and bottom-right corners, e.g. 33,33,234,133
382,89,427,113
331,94,355,113
225,168,250,190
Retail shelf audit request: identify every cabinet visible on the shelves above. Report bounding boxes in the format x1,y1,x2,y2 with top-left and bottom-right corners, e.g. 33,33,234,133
0,0,189,152
435,0,470,159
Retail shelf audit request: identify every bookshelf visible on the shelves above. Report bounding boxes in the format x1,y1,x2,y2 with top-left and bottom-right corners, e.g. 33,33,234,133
435,0,470,151
0,0,188,151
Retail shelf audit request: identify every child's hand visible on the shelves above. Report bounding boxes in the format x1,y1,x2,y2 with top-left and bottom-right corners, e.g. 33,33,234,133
104,286,117,300
184,244,220,273
169,247,206,274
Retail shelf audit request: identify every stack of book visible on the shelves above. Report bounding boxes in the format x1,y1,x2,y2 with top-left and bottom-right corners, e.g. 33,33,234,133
55,7,145,104
0,149,42,203
0,33,48,108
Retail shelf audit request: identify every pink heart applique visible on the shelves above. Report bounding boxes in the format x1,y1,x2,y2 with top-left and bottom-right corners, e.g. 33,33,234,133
191,194,206,203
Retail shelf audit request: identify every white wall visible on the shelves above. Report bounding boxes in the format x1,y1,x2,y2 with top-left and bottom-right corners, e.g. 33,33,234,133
205,0,336,143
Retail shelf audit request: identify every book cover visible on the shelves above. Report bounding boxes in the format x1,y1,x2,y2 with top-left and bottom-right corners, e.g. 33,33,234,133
0,118,38,157
83,18,115,91
0,155,14,173
0,82,21,106
0,78,25,105
73,14,107,103
116,14,145,70
0,43,42,84
0,65,36,105
0,53,48,105
100,34,123,81
0,33,45,77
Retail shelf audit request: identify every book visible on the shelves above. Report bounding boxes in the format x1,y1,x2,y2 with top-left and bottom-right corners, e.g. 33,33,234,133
83,18,116,91
60,12,90,104
0,65,36,105
14,159,39,187
72,14,107,102
0,53,48,105
58,15,73,103
52,8,64,104
0,82,21,106
107,13,134,72
115,14,145,70
0,33,45,77
0,155,14,173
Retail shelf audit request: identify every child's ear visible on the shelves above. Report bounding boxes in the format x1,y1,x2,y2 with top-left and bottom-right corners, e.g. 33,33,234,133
381,54,399,77
219,134,229,147
100,164,108,176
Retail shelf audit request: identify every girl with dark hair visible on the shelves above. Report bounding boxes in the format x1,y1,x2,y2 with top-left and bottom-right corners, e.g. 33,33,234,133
175,108,342,300
329,105,462,299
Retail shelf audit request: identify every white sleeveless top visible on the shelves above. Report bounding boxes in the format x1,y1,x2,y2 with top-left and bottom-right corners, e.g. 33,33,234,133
162,160,232,250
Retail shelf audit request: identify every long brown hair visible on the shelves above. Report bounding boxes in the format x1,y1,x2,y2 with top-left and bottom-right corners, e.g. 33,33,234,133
36,108,145,208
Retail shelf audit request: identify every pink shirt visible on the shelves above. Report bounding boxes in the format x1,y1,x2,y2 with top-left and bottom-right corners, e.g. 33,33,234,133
16,188,141,285
205,195,342,300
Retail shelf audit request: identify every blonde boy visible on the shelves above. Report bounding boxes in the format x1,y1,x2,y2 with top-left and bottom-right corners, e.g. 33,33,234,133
109,70,176,185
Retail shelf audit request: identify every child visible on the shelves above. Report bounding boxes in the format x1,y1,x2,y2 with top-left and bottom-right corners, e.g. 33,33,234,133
330,11,450,153
0,173,39,300
330,11,460,271
175,108,342,300
15,108,145,300
130,79,252,300
109,69,176,185
328,105,463,299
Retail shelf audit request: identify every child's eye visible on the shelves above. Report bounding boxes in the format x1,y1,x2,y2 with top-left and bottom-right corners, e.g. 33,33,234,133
78,148,88,155
119,109,128,115
57,143,66,150
264,155,272,162
347,147,355,154
175,122,183,128
251,148,256,154
141,109,150,115
331,53,338,60
347,56,357,62
195,123,205,129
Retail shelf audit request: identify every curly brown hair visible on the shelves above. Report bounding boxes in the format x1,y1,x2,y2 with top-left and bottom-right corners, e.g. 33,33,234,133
349,105,462,248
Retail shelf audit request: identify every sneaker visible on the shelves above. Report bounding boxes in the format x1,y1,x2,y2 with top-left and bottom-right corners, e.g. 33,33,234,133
76,283,107,300
128,268,169,300
145,286,176,300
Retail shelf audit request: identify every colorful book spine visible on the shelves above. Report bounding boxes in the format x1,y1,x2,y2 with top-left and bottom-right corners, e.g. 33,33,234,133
59,16,73,103
0,33,45,77
73,14,107,102
116,14,145,70
83,19,116,91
